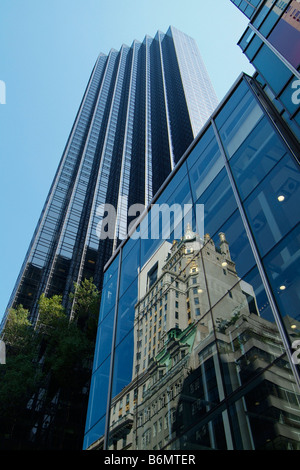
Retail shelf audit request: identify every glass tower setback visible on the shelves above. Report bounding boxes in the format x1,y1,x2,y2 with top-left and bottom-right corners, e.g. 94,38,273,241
230,0,264,19
232,0,300,141
1,27,218,328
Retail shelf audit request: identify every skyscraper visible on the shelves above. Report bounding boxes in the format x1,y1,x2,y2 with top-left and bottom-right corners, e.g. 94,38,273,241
1,26,218,329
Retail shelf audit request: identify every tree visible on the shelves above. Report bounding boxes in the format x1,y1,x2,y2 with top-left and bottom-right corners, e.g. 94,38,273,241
0,279,101,449
37,293,66,328
0,306,43,445
70,277,100,341
1,305,33,353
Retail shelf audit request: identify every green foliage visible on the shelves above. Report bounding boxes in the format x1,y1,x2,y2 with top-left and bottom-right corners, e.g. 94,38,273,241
0,279,100,445
35,283,99,387
43,319,92,388
37,293,66,327
0,306,43,420
0,354,43,418
70,277,100,340
1,305,33,352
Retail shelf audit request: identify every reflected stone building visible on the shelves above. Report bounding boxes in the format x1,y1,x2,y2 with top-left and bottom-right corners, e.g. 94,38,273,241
87,227,300,450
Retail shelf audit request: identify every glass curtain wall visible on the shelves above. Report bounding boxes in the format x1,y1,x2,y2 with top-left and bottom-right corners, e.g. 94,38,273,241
84,74,300,451
237,0,300,140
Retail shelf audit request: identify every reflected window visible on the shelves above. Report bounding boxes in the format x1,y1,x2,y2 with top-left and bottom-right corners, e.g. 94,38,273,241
244,154,300,257
215,81,264,159
263,223,300,344
229,116,287,200
147,262,158,290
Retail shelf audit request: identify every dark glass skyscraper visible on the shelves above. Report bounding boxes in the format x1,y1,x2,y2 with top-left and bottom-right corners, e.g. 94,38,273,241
1,26,218,329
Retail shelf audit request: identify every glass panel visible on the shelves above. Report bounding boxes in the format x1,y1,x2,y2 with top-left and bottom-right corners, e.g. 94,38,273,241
155,162,188,207
244,34,263,61
141,236,165,269
268,0,300,70
263,223,300,345
229,116,288,200
99,268,118,323
253,44,293,95
215,82,264,159
107,333,136,450
229,355,300,450
119,239,140,297
116,277,138,347
122,236,140,264
279,77,300,117
212,274,285,395
244,154,300,257
196,168,237,239
85,357,111,430
211,210,256,279
111,332,135,400
186,125,215,170
83,415,106,450
188,136,224,203
93,307,115,370
103,254,119,288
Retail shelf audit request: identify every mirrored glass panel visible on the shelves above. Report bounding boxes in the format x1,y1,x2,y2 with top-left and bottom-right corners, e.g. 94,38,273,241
244,155,300,257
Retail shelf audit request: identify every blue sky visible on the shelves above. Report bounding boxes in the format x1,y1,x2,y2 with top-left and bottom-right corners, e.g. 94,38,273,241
0,0,254,323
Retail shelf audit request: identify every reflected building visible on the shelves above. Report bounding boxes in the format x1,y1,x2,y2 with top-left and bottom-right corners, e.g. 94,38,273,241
87,226,300,450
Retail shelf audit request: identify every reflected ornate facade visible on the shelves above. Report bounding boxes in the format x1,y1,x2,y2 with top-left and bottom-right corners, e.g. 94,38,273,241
88,227,300,450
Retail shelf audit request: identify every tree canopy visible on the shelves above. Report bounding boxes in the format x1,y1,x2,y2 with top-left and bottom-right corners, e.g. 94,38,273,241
0,279,101,449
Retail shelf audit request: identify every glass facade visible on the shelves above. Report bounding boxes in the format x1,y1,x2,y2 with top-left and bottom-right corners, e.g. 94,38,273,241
84,74,300,451
230,0,264,19
235,0,300,141
1,27,218,330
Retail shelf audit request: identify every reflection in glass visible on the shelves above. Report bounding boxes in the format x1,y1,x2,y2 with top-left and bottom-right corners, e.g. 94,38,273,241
93,308,115,371
197,168,237,238
188,137,223,203
86,357,111,431
229,116,287,200
244,155,300,257
116,277,138,347
86,78,300,451
215,83,263,159
99,268,118,323
105,224,300,450
263,223,300,344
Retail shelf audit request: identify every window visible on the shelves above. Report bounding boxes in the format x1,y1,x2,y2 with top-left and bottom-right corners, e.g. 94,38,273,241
148,262,158,290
